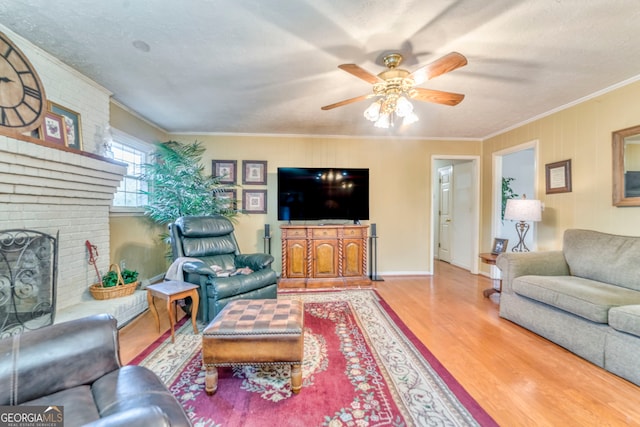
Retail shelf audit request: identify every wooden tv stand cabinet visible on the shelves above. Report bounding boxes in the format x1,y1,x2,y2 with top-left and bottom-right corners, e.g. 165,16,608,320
279,224,371,288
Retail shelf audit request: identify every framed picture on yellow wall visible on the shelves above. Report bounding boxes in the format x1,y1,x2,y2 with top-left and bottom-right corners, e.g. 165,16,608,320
212,160,237,184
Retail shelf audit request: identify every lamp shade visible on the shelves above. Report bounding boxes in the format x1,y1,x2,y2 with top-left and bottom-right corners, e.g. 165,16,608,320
504,198,542,222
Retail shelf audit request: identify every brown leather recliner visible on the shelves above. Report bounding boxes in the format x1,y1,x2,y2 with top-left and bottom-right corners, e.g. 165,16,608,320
0,314,191,427
169,215,278,323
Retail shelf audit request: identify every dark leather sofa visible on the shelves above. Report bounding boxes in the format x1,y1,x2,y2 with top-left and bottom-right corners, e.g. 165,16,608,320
169,215,278,323
0,314,191,427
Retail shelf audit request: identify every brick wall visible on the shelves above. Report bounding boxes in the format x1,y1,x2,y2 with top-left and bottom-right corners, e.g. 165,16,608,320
0,26,125,310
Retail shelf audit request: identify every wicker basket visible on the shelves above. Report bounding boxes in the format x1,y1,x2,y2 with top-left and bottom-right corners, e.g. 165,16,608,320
90,264,138,300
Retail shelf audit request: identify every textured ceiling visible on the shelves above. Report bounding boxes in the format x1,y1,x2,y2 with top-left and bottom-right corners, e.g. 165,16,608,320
2,0,640,139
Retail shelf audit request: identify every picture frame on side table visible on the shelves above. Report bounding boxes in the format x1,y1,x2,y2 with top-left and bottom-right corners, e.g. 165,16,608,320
545,159,572,194
42,111,66,146
491,238,509,254
243,190,267,214
212,160,237,184
242,160,268,185
48,101,82,150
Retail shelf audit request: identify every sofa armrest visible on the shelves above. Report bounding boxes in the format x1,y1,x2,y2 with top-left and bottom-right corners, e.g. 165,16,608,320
182,260,217,276
235,253,274,270
0,314,121,405
82,406,171,427
496,251,569,294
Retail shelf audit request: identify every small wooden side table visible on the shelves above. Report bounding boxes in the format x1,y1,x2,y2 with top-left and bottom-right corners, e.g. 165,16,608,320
146,280,200,343
479,252,501,298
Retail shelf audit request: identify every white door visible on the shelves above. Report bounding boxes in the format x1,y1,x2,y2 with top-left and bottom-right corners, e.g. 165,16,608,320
451,162,473,270
438,165,453,262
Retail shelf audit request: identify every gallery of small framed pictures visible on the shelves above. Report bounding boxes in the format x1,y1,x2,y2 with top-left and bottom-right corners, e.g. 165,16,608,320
212,160,268,214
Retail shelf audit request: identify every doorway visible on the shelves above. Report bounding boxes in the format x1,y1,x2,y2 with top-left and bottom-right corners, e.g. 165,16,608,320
431,156,480,275
492,141,538,277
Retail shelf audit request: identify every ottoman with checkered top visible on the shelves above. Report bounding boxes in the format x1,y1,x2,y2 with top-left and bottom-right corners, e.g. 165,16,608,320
202,299,304,395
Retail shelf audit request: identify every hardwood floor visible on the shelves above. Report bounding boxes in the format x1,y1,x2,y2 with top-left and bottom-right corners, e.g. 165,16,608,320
119,261,640,426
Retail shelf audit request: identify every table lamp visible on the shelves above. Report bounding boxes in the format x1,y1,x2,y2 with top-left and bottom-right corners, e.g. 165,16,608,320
504,196,542,252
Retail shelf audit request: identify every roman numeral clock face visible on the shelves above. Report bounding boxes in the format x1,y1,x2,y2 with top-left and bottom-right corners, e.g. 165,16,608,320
0,31,46,134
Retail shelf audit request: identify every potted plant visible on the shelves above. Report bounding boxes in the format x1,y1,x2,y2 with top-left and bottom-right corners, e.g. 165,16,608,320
102,268,139,288
141,140,237,229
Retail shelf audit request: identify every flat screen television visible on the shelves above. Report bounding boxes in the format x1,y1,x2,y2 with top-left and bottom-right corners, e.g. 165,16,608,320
277,167,369,222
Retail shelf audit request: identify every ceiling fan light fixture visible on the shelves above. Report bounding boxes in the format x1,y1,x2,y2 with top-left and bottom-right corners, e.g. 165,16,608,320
322,51,467,130
363,100,382,122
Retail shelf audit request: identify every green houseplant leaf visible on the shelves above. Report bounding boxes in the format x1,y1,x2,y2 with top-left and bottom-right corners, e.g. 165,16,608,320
121,269,139,284
102,271,119,288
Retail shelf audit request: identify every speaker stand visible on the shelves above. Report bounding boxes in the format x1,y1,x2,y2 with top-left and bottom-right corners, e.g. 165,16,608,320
369,235,384,282
263,236,271,255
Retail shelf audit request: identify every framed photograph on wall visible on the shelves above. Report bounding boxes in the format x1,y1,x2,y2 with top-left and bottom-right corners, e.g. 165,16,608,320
491,238,509,254
48,101,82,150
212,160,237,184
242,160,267,185
243,190,267,214
42,111,66,146
215,189,237,211
545,159,572,194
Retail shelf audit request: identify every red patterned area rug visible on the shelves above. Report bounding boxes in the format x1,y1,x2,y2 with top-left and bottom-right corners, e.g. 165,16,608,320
131,290,497,427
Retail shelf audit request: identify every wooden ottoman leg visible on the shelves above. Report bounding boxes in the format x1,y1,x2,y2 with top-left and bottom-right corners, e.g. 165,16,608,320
291,363,302,394
205,366,219,395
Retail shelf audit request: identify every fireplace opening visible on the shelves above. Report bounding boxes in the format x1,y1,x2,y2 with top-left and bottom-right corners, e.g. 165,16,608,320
0,229,58,337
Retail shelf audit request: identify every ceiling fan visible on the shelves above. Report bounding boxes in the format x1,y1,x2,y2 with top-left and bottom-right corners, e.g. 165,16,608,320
321,52,467,127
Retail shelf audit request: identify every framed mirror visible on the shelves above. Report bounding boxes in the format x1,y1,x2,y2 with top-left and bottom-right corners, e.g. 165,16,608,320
613,124,640,206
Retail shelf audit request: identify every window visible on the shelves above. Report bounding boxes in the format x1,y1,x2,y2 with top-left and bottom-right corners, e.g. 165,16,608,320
110,129,152,210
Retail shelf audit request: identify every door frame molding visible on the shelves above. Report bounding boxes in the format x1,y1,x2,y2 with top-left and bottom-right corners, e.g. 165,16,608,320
430,155,480,275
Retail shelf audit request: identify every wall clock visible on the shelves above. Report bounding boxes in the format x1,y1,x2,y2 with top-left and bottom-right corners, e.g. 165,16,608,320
0,31,46,134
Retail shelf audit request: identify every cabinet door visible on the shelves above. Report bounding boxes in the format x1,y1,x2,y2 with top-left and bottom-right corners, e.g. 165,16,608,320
312,239,338,277
285,240,307,278
343,238,364,277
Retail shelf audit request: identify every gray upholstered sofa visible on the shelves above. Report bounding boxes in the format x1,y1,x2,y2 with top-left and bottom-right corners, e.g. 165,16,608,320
496,229,640,386
0,314,191,427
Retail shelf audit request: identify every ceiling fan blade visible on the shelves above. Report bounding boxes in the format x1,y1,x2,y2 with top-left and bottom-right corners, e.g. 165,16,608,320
411,88,465,106
338,64,383,84
409,52,468,85
321,94,374,110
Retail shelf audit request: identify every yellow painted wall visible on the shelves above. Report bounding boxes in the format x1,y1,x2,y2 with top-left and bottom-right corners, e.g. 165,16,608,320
109,216,168,281
482,80,640,254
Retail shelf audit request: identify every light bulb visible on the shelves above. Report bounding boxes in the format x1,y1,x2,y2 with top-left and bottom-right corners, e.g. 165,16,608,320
363,100,381,122
395,96,413,117
402,112,419,126
374,113,390,128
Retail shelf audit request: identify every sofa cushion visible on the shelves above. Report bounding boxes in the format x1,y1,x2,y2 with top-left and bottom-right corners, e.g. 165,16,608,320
22,385,100,427
91,365,191,427
512,275,640,323
563,229,640,291
609,305,640,338
176,215,235,237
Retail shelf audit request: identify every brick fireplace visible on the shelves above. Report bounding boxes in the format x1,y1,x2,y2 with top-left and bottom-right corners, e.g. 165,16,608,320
0,135,130,320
